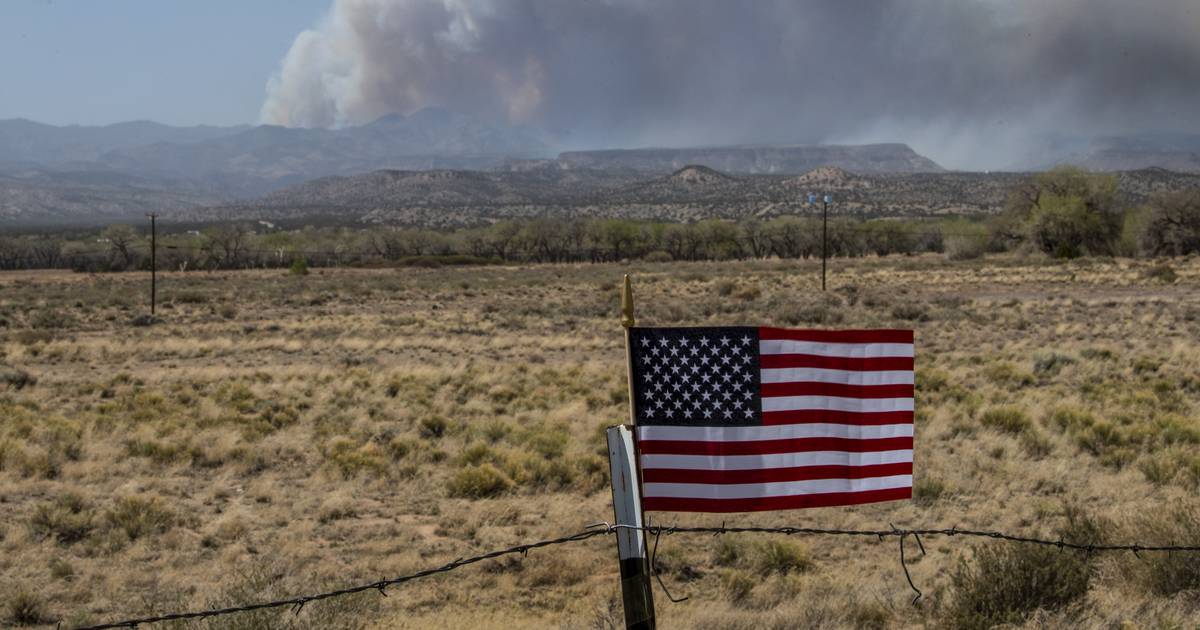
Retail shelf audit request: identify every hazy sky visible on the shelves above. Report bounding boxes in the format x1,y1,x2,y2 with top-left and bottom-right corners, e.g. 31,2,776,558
3,1,1200,169
0,0,328,126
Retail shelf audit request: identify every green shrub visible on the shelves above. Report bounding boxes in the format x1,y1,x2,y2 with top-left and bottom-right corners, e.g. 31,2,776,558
890,302,930,322
1048,406,1094,432
752,539,813,576
945,504,1106,628
1033,352,1075,377
6,589,49,626
912,476,946,507
29,493,95,544
944,526,1096,629
720,569,756,605
447,464,513,499
0,365,36,390
419,415,448,439
104,496,176,540
984,362,1035,388
783,296,844,325
288,257,309,275
980,406,1031,434
642,250,673,263
1134,504,1200,595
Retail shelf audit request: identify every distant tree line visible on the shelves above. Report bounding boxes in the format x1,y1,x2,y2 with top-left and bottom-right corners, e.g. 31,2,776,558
0,167,1197,272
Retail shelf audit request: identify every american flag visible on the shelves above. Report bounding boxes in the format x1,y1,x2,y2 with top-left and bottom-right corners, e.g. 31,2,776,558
629,327,914,513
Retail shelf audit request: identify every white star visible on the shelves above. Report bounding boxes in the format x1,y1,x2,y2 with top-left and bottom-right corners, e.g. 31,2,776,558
723,409,733,419
741,335,752,346
658,337,670,347
699,336,710,347
669,345,680,357
703,409,713,419
745,408,755,419
701,391,712,401
720,336,730,346
720,354,731,365
651,346,661,356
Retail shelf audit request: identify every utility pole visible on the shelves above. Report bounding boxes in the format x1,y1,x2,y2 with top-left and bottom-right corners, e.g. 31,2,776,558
821,194,830,291
147,213,158,315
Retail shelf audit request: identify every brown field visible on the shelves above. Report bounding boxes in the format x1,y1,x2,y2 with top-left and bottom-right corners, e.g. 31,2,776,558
1,255,1199,629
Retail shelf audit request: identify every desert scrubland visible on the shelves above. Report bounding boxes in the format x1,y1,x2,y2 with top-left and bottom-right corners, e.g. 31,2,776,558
1,256,1199,629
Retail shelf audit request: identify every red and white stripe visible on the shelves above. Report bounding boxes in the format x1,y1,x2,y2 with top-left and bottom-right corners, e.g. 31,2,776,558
638,328,914,513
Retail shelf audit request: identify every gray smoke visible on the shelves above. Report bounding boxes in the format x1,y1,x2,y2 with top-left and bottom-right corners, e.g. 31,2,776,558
261,0,1200,169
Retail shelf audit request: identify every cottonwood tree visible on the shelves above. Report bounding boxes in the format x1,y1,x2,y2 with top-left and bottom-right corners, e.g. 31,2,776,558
1139,189,1200,256
1005,166,1121,258
101,224,139,270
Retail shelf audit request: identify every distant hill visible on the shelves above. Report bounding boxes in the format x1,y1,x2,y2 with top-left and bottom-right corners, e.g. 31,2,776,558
1031,133,1200,173
558,143,944,174
183,165,1200,229
0,118,248,164
0,167,219,225
0,108,552,203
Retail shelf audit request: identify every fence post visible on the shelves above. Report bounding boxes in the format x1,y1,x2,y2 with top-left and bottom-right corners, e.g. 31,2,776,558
607,425,656,630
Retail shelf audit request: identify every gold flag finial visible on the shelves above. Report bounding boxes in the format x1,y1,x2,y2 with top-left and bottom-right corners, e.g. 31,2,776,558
621,274,635,328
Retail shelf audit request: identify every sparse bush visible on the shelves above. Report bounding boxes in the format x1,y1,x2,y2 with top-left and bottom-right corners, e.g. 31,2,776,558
944,225,990,260
419,415,448,439
30,309,75,330
980,406,1030,434
104,495,176,540
782,294,844,325
6,589,49,626
642,250,673,263
890,301,930,321
289,257,310,275
1142,263,1177,283
752,539,813,576
913,476,947,506
29,493,95,544
944,508,1102,629
1132,503,1200,595
720,569,756,605
1033,352,1075,377
447,464,513,499
984,361,1035,388
0,365,35,390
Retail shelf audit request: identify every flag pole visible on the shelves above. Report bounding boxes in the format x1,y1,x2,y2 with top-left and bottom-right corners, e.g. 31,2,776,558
607,274,656,630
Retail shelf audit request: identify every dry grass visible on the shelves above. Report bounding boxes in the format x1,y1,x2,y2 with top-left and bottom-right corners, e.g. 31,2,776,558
1,255,1199,628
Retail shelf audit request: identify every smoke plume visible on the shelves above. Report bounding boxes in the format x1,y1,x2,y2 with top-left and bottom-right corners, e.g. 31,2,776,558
261,0,1200,169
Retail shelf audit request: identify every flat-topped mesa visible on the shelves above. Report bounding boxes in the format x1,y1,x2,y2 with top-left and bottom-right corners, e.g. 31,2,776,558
557,143,944,175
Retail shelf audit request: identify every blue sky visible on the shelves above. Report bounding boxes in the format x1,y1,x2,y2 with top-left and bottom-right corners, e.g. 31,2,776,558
0,0,331,127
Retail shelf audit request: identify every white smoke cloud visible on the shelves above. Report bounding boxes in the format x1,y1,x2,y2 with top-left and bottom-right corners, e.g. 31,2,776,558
261,0,1200,169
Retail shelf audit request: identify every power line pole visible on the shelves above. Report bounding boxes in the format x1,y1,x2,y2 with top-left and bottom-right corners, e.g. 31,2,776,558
821,194,830,291
147,213,158,316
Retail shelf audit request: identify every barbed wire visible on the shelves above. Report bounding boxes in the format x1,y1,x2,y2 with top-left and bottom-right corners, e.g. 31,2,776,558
67,521,1200,630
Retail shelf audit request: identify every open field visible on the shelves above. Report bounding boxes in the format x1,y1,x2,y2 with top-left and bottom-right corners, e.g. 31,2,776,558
1,256,1199,628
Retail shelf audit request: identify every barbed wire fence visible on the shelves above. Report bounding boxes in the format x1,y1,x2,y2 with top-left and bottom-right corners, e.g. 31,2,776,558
66,521,1200,630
